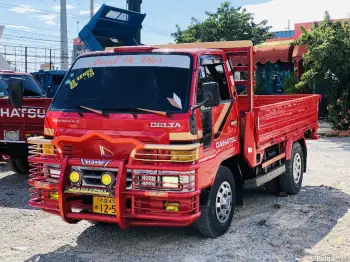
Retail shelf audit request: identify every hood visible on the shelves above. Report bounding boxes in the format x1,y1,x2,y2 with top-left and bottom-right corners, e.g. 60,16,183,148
45,110,201,145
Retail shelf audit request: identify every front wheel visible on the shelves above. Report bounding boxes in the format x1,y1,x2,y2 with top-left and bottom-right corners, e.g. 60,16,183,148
9,158,30,175
194,166,236,238
279,142,304,195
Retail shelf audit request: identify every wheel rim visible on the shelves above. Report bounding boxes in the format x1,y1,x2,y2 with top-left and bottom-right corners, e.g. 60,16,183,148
215,181,232,224
293,153,302,184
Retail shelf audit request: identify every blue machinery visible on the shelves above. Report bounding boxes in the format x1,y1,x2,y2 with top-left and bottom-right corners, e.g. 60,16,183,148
32,4,146,97
78,4,146,51
31,70,67,98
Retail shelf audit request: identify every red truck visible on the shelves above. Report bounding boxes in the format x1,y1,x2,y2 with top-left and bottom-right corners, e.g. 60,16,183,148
0,70,51,174
21,41,320,238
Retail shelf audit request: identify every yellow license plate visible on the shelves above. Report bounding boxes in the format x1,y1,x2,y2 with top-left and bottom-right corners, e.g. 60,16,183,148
93,196,116,215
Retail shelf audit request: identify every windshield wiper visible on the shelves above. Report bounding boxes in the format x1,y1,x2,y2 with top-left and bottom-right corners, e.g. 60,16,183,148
77,105,109,118
102,107,173,119
136,108,173,118
65,99,109,118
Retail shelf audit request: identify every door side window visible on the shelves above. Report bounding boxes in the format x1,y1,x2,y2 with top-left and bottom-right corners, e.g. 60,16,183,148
198,55,231,103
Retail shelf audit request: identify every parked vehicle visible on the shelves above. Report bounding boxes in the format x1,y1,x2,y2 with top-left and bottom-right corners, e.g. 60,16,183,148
21,41,320,238
31,70,67,98
0,70,51,174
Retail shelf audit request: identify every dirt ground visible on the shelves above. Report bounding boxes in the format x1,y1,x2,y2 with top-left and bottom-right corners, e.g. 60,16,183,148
0,137,349,262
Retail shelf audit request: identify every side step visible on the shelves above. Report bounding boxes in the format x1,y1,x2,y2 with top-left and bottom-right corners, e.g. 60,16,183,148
244,165,286,189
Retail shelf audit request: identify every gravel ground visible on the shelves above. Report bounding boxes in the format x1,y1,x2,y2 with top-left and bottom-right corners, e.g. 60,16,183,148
0,137,350,262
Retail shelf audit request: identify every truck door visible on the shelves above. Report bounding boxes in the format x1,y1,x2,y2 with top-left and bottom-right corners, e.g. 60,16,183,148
198,54,237,151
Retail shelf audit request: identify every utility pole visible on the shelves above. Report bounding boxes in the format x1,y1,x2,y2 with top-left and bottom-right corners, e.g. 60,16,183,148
25,47,27,73
127,0,142,44
90,0,94,18
60,0,69,70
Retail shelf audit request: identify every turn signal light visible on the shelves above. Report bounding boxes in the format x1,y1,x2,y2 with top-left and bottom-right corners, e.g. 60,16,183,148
170,150,197,162
42,144,55,155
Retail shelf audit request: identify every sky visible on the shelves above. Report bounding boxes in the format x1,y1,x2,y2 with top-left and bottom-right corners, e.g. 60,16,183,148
0,0,349,71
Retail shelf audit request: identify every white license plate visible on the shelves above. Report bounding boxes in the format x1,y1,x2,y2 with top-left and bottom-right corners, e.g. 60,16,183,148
4,130,19,141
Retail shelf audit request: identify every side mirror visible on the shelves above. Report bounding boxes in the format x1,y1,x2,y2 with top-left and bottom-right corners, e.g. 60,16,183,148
202,82,220,107
8,77,24,108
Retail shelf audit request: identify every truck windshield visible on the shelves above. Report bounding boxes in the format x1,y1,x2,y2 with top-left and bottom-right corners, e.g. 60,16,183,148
0,74,46,97
50,53,192,113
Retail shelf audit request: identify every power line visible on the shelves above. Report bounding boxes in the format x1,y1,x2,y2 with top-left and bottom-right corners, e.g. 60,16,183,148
142,7,177,26
0,2,84,19
0,42,74,52
0,22,76,34
157,2,192,18
3,34,76,45
4,29,75,41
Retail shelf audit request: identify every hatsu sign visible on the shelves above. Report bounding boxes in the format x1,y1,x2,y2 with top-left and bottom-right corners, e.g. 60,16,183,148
0,107,46,118
72,54,191,70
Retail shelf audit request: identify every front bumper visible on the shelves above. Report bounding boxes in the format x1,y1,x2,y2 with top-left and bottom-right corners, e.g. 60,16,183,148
28,156,201,228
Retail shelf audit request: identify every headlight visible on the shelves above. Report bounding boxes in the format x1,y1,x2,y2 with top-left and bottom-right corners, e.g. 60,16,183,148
69,171,81,183
170,150,197,162
162,176,180,188
101,172,114,186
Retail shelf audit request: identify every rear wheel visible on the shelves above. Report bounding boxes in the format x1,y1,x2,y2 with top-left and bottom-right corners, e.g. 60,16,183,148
194,166,236,238
9,158,29,175
279,142,304,195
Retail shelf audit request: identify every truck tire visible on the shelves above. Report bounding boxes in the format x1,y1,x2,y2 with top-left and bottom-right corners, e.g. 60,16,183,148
264,177,281,194
279,142,304,195
9,158,30,175
194,166,236,238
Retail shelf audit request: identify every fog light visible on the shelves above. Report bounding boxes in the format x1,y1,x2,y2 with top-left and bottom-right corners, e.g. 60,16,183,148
165,202,179,212
69,171,81,183
101,172,113,186
49,191,59,200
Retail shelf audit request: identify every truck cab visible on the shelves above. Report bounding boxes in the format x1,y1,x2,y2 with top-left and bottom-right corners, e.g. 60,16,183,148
0,70,51,174
27,42,320,238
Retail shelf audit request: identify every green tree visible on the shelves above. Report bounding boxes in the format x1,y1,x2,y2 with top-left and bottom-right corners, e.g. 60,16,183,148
171,2,273,45
295,12,350,130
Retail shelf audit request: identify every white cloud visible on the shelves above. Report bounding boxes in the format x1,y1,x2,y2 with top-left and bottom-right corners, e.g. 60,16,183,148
10,5,41,14
5,25,33,31
45,21,56,26
80,4,101,15
35,14,58,21
244,0,350,31
34,14,58,26
52,5,74,11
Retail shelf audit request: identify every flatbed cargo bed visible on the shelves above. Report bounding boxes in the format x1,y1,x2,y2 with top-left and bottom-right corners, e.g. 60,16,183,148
239,94,320,163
